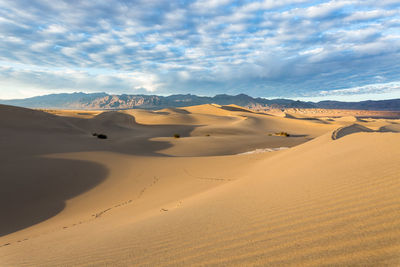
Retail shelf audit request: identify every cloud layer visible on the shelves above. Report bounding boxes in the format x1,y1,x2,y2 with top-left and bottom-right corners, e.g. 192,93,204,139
0,0,399,99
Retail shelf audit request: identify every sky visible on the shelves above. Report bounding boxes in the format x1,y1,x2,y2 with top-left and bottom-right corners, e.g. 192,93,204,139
0,0,400,101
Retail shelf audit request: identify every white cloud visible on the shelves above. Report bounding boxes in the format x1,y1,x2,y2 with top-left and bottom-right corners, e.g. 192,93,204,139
299,47,324,55
303,0,350,19
0,63,162,98
191,0,232,12
345,9,397,22
42,24,67,34
319,82,400,96
239,0,308,13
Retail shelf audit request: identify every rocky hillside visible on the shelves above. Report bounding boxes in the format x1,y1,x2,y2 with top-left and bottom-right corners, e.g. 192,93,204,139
0,93,315,110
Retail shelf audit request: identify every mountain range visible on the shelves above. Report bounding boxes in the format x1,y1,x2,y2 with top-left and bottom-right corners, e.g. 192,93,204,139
1,92,400,111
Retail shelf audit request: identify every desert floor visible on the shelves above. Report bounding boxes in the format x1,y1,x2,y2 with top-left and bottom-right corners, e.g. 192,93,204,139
1,104,400,266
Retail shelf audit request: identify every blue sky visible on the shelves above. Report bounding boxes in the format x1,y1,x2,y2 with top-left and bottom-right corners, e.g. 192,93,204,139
0,0,399,100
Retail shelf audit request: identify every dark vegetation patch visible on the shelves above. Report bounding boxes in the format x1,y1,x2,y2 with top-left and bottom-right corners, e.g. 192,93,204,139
269,132,290,137
92,133,107,139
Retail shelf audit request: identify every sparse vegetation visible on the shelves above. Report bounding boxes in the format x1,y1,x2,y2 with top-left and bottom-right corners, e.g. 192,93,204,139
173,133,180,138
275,132,290,137
92,132,107,139
205,134,210,137
97,134,108,139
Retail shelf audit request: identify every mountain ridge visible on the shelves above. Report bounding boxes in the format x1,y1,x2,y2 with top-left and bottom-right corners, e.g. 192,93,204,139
1,92,400,111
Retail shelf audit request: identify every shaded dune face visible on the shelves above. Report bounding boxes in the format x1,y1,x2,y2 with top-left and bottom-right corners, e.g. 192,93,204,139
0,106,198,237
332,124,374,140
0,158,108,237
0,106,199,157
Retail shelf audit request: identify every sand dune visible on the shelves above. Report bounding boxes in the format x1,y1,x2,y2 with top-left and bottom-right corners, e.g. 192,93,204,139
332,123,374,139
332,123,400,140
1,104,399,266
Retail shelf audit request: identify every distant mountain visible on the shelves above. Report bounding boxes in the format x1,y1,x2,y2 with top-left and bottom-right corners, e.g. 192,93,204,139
1,92,399,111
0,92,316,110
316,99,400,111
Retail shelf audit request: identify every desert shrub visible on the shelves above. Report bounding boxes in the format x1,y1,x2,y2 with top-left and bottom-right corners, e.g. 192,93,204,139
205,134,210,136
275,132,290,137
92,133,98,136
173,133,180,138
97,134,108,139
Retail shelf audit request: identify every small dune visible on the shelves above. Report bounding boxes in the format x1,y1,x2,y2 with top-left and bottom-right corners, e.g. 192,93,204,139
332,123,374,140
332,115,357,122
93,111,138,129
285,112,331,124
378,123,400,133
221,104,253,113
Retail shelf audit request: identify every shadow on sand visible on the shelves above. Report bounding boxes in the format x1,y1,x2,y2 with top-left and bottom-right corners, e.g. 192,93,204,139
0,107,200,237
0,157,108,237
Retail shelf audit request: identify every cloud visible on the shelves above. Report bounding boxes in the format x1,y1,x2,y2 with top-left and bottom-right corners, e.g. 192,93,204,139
0,64,162,99
0,0,399,99
42,24,67,34
318,82,400,96
345,9,397,22
190,0,233,14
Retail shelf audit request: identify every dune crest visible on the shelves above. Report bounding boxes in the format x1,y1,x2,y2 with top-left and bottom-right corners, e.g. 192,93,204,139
332,123,374,139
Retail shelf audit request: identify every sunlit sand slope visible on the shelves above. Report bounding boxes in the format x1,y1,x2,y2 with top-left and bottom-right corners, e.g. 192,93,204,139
0,104,399,266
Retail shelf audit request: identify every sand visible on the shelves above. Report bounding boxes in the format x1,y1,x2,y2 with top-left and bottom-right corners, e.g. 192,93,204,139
0,104,399,266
